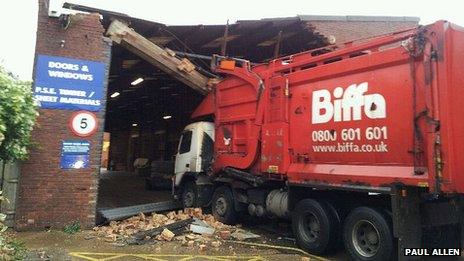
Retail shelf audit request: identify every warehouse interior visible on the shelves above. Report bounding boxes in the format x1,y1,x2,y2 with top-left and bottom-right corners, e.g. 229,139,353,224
61,4,329,209
104,20,327,171
62,3,418,209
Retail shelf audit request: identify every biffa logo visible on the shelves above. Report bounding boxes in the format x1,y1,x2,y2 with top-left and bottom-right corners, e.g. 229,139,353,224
311,82,386,124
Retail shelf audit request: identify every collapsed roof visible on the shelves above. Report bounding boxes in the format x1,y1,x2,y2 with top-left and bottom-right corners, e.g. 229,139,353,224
63,3,419,132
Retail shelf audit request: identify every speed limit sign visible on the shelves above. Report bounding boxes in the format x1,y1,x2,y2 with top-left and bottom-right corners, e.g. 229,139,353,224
69,111,98,137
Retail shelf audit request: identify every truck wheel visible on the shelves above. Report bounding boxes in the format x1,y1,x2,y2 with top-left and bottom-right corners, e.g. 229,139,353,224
326,201,343,250
343,207,394,261
292,199,340,254
212,186,237,224
182,181,197,208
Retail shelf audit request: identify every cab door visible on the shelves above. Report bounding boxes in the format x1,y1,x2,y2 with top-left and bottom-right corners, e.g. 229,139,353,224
174,129,195,175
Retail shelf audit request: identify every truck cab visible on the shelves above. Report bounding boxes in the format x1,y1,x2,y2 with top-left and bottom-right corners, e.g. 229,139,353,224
173,121,215,207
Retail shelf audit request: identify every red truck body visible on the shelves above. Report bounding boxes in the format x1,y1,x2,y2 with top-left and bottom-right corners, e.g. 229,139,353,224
193,21,464,195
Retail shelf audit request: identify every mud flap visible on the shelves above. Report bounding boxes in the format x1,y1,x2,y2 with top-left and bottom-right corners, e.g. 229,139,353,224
391,186,422,261
458,196,464,250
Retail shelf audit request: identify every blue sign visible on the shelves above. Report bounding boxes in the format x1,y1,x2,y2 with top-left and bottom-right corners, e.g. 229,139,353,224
34,55,105,111
60,140,90,169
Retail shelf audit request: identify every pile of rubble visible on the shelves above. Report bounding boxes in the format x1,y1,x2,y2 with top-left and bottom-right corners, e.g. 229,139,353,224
92,208,259,249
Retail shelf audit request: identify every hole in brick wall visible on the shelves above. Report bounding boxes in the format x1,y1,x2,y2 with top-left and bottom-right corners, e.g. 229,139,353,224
99,27,207,213
97,15,327,212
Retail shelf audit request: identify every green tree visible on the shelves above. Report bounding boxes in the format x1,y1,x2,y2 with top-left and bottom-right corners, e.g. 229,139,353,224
0,66,38,161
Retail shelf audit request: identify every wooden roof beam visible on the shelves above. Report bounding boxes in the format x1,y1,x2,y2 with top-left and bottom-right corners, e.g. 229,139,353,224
106,20,214,95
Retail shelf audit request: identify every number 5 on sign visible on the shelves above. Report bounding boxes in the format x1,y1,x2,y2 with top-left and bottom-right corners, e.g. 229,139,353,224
69,111,98,137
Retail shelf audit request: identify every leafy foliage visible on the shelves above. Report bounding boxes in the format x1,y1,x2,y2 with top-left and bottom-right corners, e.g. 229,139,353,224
0,192,27,260
0,66,38,161
63,221,81,234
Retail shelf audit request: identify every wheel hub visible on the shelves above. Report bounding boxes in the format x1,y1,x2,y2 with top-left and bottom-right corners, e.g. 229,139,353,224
367,231,379,244
215,197,227,216
183,191,194,207
304,213,320,242
352,220,380,257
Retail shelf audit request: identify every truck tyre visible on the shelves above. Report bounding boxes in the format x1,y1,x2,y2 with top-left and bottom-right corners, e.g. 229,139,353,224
182,181,197,208
212,186,237,224
292,199,340,255
325,201,343,250
343,207,394,261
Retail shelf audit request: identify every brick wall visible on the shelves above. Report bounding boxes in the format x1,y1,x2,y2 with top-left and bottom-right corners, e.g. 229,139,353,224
15,0,111,230
308,20,418,45
101,132,110,169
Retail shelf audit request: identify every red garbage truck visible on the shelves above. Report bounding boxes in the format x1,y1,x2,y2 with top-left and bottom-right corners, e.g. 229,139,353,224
173,20,464,260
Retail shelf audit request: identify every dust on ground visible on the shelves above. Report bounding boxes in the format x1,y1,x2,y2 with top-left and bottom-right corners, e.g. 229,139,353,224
17,229,303,261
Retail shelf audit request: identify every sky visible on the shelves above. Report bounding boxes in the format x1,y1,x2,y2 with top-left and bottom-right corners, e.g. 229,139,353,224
0,0,463,80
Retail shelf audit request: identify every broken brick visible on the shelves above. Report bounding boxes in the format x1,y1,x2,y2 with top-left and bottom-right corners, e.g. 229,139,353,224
92,206,237,246
211,241,222,248
199,244,207,251
219,230,231,240
160,228,175,241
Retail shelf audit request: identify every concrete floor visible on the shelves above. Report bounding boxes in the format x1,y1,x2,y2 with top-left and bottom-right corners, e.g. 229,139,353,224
96,170,172,209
